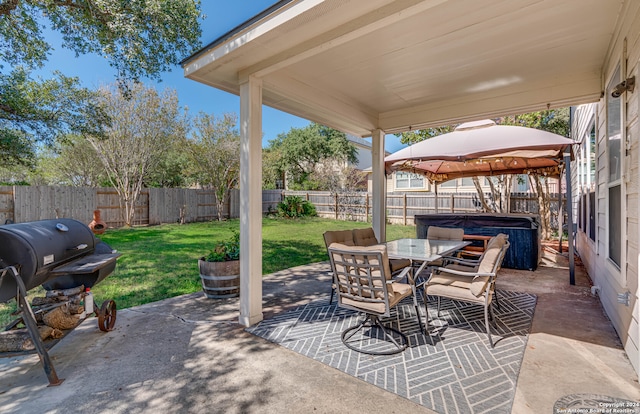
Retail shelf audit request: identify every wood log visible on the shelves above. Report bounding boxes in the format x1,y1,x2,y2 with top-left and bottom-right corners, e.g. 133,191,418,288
45,285,84,298
32,296,63,306
0,330,32,352
42,306,81,330
0,326,58,352
68,303,84,315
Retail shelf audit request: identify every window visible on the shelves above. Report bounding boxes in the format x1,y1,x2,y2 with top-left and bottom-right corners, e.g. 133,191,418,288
460,177,475,187
606,65,622,268
589,191,596,241
395,172,425,190
589,125,596,189
582,194,587,231
515,174,529,192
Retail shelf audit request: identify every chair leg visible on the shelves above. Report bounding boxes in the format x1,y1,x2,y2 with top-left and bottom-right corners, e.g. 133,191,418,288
329,286,335,305
423,289,430,326
410,284,424,333
494,289,501,311
484,303,494,348
341,315,408,355
437,296,442,317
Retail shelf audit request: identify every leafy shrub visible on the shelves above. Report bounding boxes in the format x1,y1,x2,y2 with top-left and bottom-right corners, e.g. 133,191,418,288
277,196,317,218
204,230,240,262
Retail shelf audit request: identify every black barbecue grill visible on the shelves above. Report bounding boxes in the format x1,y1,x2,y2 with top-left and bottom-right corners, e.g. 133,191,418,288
0,218,119,303
0,218,121,386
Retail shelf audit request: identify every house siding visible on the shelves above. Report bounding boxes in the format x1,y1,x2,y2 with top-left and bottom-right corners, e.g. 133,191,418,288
573,2,640,374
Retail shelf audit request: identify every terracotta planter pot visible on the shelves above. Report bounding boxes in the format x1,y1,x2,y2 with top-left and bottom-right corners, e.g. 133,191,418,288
198,259,240,298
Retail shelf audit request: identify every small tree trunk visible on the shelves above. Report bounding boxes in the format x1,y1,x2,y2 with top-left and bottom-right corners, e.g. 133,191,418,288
472,177,492,212
531,174,551,239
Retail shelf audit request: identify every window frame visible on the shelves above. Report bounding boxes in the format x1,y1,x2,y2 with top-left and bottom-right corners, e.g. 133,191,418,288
605,62,625,280
394,171,425,190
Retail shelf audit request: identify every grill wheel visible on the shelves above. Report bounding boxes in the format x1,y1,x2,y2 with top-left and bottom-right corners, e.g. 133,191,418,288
97,299,117,332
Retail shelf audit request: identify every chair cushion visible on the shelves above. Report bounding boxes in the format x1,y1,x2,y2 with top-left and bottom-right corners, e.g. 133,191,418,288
352,228,379,247
430,269,490,298
323,230,355,248
342,281,412,315
426,226,464,241
389,258,411,273
388,282,412,307
477,233,508,274
426,281,486,304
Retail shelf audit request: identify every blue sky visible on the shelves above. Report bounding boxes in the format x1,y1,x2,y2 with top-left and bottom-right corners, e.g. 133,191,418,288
31,1,405,152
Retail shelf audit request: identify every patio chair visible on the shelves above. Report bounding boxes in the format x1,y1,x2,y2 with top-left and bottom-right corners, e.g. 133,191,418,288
425,226,465,269
323,230,356,304
327,243,417,355
423,233,510,348
437,233,510,311
352,227,412,275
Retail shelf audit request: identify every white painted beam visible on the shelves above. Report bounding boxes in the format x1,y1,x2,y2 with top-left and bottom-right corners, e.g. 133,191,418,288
372,129,386,243
238,0,446,82
239,76,263,327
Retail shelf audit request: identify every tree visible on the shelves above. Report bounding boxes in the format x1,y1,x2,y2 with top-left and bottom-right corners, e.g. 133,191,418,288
0,68,107,166
144,146,190,188
265,123,357,190
397,125,456,146
0,0,202,83
184,112,240,221
38,134,108,187
262,146,285,190
88,83,187,227
0,0,201,165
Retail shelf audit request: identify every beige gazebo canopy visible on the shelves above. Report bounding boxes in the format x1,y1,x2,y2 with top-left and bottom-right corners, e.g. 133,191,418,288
385,119,575,183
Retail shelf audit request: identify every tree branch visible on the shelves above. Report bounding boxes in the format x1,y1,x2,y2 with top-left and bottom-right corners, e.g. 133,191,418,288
0,0,19,16
0,103,17,115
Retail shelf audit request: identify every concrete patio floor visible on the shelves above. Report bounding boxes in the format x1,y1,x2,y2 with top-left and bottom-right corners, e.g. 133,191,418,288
0,247,638,413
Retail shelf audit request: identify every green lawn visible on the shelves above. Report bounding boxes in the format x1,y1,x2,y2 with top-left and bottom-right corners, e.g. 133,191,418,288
0,217,415,326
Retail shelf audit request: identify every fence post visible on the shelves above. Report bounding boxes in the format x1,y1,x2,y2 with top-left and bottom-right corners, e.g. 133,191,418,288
335,193,339,220
365,194,369,222
450,194,454,213
403,193,407,225
306,192,309,201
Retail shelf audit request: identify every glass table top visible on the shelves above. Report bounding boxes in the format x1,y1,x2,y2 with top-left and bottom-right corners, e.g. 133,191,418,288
385,238,470,262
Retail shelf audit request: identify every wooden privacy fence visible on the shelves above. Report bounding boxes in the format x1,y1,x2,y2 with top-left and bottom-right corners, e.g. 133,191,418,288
283,190,565,230
0,186,564,231
0,187,284,228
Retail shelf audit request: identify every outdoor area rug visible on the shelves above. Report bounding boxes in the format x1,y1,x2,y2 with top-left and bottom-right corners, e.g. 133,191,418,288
247,289,537,414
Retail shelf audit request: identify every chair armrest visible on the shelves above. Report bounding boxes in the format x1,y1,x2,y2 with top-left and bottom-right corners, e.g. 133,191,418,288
441,256,480,267
434,266,495,278
392,265,413,284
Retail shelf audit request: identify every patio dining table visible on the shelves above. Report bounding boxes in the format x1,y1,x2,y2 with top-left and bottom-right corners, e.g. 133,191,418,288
385,238,471,286
384,238,470,333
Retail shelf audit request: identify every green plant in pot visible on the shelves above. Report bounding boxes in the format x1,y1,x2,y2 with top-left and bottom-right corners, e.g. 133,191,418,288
199,231,240,298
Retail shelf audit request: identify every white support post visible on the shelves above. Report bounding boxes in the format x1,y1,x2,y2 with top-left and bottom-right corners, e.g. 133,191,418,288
372,129,386,242
239,76,263,326
564,151,575,285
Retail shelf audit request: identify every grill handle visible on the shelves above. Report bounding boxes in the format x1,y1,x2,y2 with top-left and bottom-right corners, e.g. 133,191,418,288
67,243,88,251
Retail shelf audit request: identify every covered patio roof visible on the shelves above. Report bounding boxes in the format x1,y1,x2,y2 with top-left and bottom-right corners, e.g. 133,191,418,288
183,0,623,137
182,0,625,327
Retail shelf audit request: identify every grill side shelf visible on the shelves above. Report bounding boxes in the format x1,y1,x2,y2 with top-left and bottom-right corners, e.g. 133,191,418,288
49,253,122,275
